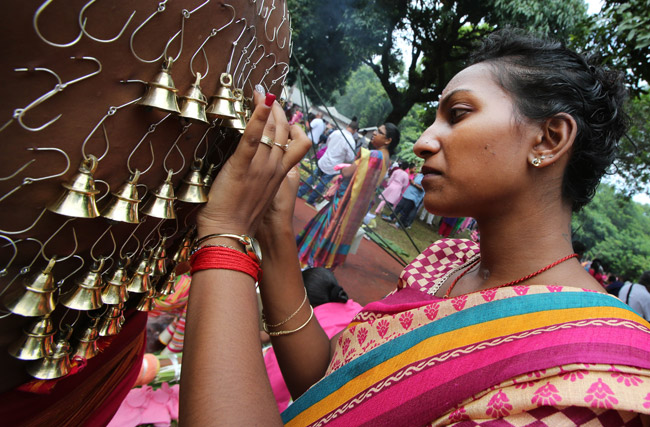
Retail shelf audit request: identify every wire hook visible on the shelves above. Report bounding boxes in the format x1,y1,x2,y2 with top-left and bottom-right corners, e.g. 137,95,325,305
0,208,47,236
119,220,146,260
78,0,136,43
42,227,78,263
33,0,84,48
90,225,116,262
225,18,248,75
0,147,71,204
193,120,218,162
126,113,171,175
129,0,173,63
0,235,18,277
55,255,85,288
163,124,191,175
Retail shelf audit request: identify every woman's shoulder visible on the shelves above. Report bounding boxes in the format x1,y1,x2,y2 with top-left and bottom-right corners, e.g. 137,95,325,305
398,239,480,292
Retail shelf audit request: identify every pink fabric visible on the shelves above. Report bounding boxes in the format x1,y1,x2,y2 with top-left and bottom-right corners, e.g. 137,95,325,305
380,169,409,206
108,383,179,427
264,300,363,411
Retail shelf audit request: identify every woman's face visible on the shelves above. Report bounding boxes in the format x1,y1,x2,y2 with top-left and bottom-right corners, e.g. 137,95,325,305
413,63,540,218
371,125,390,149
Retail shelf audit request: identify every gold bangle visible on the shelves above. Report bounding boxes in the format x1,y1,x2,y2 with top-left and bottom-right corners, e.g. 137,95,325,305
266,305,314,336
262,287,307,329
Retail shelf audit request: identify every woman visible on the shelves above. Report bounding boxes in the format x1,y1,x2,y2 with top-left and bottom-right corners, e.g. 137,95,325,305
296,123,401,269
180,30,650,425
374,161,410,215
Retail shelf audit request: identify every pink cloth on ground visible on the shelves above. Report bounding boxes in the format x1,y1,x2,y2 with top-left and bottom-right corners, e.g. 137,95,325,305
108,383,179,427
263,300,363,412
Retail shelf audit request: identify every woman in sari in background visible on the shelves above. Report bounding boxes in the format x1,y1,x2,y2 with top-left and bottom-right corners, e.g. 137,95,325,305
180,29,650,425
296,123,401,269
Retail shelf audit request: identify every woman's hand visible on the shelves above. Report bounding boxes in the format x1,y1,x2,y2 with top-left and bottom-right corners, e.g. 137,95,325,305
256,165,302,247
196,91,311,238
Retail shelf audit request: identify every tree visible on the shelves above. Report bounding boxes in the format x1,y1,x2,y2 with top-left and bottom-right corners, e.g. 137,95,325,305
572,184,650,280
614,94,650,195
333,65,392,127
288,0,590,124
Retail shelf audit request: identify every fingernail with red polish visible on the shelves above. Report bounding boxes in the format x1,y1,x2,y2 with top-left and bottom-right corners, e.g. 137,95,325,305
265,93,276,107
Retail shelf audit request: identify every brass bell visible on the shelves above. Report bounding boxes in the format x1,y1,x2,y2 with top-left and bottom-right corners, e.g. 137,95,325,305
149,237,168,277
141,169,177,219
127,252,151,293
8,315,55,360
202,164,217,189
157,271,177,296
100,170,142,224
136,288,156,312
27,328,73,380
47,155,100,218
179,72,209,123
206,73,237,119
4,258,57,317
98,304,125,337
73,316,101,359
172,226,195,264
177,160,208,203
60,259,105,311
101,261,130,305
138,58,181,114
224,89,247,134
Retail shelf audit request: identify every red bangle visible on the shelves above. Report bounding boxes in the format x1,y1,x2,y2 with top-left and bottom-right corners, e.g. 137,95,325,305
190,246,261,282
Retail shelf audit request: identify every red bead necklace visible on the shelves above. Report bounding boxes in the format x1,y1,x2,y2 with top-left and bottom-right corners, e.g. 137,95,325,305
443,253,579,299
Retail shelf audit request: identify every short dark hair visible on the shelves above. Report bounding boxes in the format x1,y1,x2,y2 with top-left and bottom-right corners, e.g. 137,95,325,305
470,29,629,211
383,122,401,156
302,267,349,307
348,121,359,130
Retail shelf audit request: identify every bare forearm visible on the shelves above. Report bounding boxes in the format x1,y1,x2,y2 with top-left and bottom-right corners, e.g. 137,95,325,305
258,226,331,398
180,269,282,425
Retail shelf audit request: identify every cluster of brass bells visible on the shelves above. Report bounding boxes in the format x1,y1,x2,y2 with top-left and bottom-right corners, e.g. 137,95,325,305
141,169,177,219
48,155,100,218
60,259,105,311
172,226,195,264
177,160,208,203
150,237,168,278
73,315,101,359
136,287,157,312
127,251,152,294
26,327,73,380
4,258,57,317
100,170,142,224
157,271,177,296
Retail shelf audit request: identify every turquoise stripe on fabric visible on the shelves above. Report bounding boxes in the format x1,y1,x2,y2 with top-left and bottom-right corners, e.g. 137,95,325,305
281,291,636,423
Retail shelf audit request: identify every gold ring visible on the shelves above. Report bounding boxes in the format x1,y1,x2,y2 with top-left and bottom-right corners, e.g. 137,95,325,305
273,142,288,151
260,135,274,148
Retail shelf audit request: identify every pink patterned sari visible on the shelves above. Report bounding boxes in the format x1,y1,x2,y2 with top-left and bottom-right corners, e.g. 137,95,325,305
281,239,650,426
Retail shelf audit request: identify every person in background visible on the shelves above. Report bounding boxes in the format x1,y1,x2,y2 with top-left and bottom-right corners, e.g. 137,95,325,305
307,111,326,146
297,122,400,269
262,268,362,411
297,121,358,206
374,161,410,215
289,108,303,125
381,171,424,228
618,271,650,321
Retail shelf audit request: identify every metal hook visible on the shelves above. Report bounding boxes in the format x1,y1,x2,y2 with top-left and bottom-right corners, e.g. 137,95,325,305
142,218,166,252
0,147,71,204
80,97,140,162
40,218,76,262
119,220,145,260
269,62,290,91
0,159,37,181
90,225,116,262
257,53,277,87
79,0,136,43
0,235,18,277
188,5,236,78
275,1,289,49
226,18,248,75
94,179,111,204
233,29,257,88
58,308,81,332
0,237,45,300
13,57,102,132
55,255,85,288
129,0,173,63
43,228,78,263
163,0,212,63
161,215,179,239
242,44,266,91
33,0,83,48
0,208,47,236
193,120,218,162
163,124,191,175
264,0,277,42
127,113,171,175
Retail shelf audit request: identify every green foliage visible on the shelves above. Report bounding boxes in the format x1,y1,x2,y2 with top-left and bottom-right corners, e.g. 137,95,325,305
333,65,392,127
572,184,650,280
615,94,650,195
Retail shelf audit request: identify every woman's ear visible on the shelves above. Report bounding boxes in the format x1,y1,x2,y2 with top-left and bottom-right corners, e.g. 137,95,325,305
528,113,577,168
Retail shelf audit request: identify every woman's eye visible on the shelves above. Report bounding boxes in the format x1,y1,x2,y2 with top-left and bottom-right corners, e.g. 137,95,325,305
449,108,469,122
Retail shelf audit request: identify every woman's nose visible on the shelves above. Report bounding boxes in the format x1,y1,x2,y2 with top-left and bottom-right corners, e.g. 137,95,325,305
413,127,441,159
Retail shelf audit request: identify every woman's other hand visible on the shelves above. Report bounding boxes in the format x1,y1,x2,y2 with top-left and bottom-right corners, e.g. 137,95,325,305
257,164,302,247
196,91,311,238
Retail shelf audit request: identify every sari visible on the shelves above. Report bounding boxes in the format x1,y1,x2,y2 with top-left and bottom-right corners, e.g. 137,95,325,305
297,148,387,269
282,239,650,426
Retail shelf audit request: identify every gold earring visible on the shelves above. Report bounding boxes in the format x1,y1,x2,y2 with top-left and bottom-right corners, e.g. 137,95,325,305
531,158,542,167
